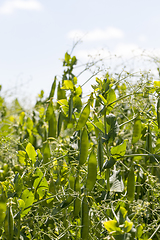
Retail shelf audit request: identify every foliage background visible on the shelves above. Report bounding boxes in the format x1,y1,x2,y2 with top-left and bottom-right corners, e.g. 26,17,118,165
1,51,160,239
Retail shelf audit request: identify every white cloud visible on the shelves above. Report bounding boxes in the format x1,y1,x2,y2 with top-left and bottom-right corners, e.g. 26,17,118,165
68,27,124,41
0,0,42,14
74,44,143,62
114,43,142,57
138,34,147,43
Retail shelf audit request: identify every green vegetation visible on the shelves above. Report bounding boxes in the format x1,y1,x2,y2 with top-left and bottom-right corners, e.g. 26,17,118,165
1,51,160,239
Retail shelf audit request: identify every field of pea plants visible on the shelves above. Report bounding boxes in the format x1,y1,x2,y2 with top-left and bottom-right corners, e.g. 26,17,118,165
1,52,160,239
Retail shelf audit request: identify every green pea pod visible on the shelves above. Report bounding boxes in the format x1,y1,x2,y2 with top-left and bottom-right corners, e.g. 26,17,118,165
4,205,14,240
48,76,56,99
127,165,135,202
86,149,97,191
48,111,57,138
145,124,153,154
94,114,99,139
69,95,73,122
97,134,104,174
81,195,89,240
74,176,81,217
46,100,54,122
135,172,141,200
57,111,63,137
132,118,141,144
145,124,153,163
79,127,89,166
102,157,116,170
76,103,90,131
157,98,160,129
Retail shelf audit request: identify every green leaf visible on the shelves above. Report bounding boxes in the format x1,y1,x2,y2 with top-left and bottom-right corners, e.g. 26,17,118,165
73,96,82,113
33,168,49,199
99,94,107,105
111,141,127,157
124,220,133,233
14,174,23,197
76,103,90,131
106,89,116,113
136,225,143,238
26,143,37,164
19,112,25,125
26,117,33,130
57,99,69,115
18,199,25,210
79,127,89,166
103,220,122,233
75,86,82,96
21,189,34,217
94,122,105,134
61,80,74,90
64,52,71,65
17,151,27,165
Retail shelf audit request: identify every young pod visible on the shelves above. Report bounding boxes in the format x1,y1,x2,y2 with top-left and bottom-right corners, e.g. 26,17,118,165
127,165,135,202
79,127,89,166
81,195,89,240
86,149,97,191
157,98,160,129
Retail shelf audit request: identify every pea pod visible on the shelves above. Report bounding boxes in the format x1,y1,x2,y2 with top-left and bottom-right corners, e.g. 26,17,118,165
48,111,57,138
57,111,63,137
145,124,153,154
132,117,141,144
81,195,89,240
135,172,141,200
127,165,135,202
48,76,56,99
73,176,81,217
79,127,89,166
76,103,90,131
145,124,153,163
4,205,14,240
68,95,73,121
86,149,97,191
46,100,54,122
157,98,160,128
97,134,104,174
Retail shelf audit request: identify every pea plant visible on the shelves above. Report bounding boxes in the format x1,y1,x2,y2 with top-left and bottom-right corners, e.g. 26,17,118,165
1,52,160,240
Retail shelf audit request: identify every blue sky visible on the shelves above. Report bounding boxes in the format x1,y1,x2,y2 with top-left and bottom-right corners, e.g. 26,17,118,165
0,0,160,106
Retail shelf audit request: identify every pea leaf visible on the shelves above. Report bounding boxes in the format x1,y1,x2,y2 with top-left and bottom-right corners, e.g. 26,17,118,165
21,189,34,217
61,80,74,90
111,140,127,157
103,220,122,233
26,143,37,164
